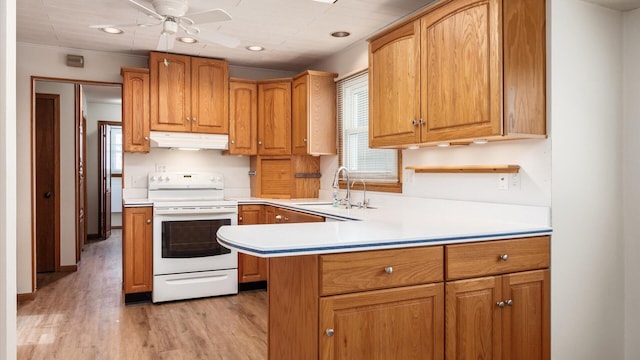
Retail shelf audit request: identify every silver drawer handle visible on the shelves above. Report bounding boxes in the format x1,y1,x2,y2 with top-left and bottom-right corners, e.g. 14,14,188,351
384,266,393,275
325,328,334,337
500,254,509,261
506,299,513,306
275,215,282,220
497,301,505,308
146,219,151,224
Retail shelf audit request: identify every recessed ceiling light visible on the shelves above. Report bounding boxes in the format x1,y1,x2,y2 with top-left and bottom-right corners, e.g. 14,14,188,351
177,37,198,44
246,45,265,51
331,31,350,38
312,0,338,3
100,27,123,34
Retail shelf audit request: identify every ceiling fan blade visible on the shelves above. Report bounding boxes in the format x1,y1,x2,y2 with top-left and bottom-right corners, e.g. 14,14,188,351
156,32,176,51
193,30,240,48
128,0,165,21
185,9,232,24
89,20,160,29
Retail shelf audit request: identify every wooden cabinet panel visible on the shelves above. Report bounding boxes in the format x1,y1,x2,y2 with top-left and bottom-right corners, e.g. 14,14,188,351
238,205,267,283
320,283,444,360
292,71,338,155
320,246,443,296
229,79,258,155
369,21,422,147
503,0,546,135
446,276,502,360
190,57,229,134
445,236,550,280
149,52,191,132
273,207,324,224
421,0,501,142
123,206,153,294
502,270,550,360
258,80,292,155
250,155,320,199
121,67,150,153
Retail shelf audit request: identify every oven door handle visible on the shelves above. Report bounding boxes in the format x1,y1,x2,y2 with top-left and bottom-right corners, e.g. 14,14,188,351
154,207,237,216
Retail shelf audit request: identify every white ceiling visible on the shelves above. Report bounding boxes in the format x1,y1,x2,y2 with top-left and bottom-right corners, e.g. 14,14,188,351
17,0,434,72
82,84,122,105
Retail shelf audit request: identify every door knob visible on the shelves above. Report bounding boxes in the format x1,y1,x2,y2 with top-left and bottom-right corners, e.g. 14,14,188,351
44,192,52,198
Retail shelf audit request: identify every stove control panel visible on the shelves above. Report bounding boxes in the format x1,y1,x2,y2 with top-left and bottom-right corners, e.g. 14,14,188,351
148,172,224,190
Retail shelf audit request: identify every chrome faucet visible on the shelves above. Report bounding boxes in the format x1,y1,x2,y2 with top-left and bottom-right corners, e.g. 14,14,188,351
332,166,351,208
351,179,369,209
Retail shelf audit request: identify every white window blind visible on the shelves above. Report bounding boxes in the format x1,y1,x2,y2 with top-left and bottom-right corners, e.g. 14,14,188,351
337,71,398,183
110,126,122,175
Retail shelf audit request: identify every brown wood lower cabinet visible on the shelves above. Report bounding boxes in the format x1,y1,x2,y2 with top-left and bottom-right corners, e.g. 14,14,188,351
123,206,153,294
267,236,550,359
238,205,268,283
320,284,444,360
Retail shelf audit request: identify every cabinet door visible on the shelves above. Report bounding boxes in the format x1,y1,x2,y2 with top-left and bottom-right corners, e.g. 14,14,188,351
502,270,550,360
122,68,150,153
320,283,444,360
258,157,291,199
238,205,267,283
446,276,502,360
369,21,421,147
421,0,501,142
191,57,229,134
149,52,191,132
123,206,153,294
229,79,258,155
258,81,292,155
291,75,309,155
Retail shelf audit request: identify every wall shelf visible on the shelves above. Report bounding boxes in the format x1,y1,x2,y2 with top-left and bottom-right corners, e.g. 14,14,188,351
406,165,521,174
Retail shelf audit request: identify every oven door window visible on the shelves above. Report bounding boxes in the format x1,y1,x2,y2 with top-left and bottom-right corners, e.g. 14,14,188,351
162,219,231,258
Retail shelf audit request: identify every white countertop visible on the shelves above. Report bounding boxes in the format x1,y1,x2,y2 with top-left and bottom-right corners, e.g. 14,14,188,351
217,197,552,257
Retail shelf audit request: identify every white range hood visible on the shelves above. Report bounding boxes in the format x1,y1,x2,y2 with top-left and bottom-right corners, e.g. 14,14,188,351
149,131,229,150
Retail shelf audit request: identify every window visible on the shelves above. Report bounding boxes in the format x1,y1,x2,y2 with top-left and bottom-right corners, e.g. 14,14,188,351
337,70,401,192
110,126,122,175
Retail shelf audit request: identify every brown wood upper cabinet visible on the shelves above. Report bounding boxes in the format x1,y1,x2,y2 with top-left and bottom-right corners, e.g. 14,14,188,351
368,0,546,148
121,67,150,153
229,78,258,155
258,79,292,155
292,70,338,155
149,52,229,134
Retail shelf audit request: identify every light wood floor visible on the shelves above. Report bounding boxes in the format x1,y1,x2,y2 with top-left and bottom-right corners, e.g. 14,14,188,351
17,230,268,360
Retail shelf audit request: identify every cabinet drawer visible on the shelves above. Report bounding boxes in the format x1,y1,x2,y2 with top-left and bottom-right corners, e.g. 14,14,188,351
445,236,550,280
320,246,443,296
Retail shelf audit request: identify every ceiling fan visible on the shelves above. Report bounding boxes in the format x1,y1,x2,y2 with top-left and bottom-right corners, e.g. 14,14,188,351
90,0,241,51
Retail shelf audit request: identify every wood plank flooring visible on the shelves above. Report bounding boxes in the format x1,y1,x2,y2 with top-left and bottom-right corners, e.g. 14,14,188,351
17,230,268,360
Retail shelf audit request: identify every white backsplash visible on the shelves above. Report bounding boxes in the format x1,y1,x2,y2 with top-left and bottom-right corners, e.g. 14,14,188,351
123,148,252,199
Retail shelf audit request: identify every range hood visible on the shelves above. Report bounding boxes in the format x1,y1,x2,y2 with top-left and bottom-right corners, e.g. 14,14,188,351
149,131,229,150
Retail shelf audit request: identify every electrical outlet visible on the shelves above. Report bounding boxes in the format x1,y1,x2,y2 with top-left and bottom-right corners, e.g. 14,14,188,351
155,163,167,172
510,173,521,190
403,169,414,184
497,173,508,190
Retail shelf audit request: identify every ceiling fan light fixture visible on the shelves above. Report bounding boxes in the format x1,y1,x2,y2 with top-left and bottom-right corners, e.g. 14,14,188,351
246,45,264,51
100,27,124,34
177,37,198,44
331,31,350,38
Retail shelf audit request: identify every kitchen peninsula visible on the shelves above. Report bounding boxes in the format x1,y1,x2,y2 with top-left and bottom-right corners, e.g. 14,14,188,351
217,198,552,359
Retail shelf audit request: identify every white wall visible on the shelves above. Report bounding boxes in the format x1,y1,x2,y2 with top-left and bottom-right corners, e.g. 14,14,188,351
623,8,640,360
123,149,251,198
85,101,122,235
16,43,148,293
34,81,77,267
1,0,17,357
551,1,624,359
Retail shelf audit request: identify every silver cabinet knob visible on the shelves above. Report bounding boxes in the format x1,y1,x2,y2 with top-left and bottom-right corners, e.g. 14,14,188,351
412,119,419,126
186,116,191,121
192,117,197,122
303,138,307,142
258,141,262,145
284,217,289,222
146,219,151,224
500,254,509,261
275,214,282,220
144,136,149,141
506,299,513,306
384,266,393,275
238,216,243,222
231,140,235,144
325,329,334,337
497,301,505,308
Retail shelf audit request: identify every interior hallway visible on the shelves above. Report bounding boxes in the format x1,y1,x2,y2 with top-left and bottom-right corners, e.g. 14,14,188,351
17,230,268,360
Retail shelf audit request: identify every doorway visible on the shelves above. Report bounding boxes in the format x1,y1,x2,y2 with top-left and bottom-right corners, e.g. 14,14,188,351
34,93,60,273
98,121,122,240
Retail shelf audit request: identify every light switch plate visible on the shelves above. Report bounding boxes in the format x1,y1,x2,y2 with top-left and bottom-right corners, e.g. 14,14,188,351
497,173,508,190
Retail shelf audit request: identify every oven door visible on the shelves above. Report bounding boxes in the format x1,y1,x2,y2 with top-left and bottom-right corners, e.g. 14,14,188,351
153,209,237,276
